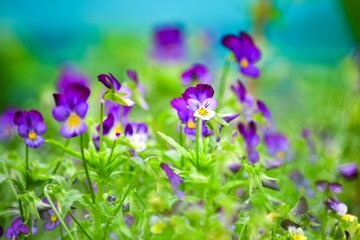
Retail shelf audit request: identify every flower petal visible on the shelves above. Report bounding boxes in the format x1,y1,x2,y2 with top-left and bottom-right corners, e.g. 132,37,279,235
18,124,29,138
201,98,218,110
25,135,44,148
193,108,215,121
52,106,70,122
34,122,47,135
60,121,87,138
240,65,260,78
74,103,88,118
187,99,201,111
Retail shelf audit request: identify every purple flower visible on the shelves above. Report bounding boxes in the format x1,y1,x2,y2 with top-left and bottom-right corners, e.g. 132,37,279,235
52,83,90,138
40,199,60,231
0,108,17,141
160,163,185,199
182,84,218,121
228,162,241,174
124,214,135,227
13,110,47,148
125,123,149,152
339,163,358,180
151,25,185,61
126,69,148,110
302,128,317,163
324,198,348,216
181,64,212,85
231,80,255,120
289,171,315,198
222,32,261,78
263,131,288,168
238,121,260,164
315,180,342,193
256,100,271,123
170,98,212,137
57,65,89,92
98,73,135,107
5,217,30,239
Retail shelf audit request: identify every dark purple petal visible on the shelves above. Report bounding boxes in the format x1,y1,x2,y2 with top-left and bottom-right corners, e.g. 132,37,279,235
53,93,66,107
182,84,214,102
124,123,133,136
292,196,308,215
17,124,29,138
161,163,184,199
240,64,260,78
329,183,342,193
257,100,271,122
223,113,240,123
261,179,280,191
52,106,71,122
98,74,113,89
221,34,241,52
27,110,44,127
315,180,328,192
74,103,88,119
100,113,115,135
239,32,261,63
228,163,241,173
339,163,358,180
231,80,246,102
127,69,138,83
64,83,91,108
13,111,27,126
43,218,60,231
181,64,212,84
152,25,185,61
248,149,260,164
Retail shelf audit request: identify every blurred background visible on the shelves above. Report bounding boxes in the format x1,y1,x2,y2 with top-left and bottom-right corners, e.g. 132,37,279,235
1,0,360,216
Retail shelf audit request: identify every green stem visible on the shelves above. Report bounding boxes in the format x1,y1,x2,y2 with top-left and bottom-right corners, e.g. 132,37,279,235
25,145,29,191
2,164,17,198
52,139,71,176
99,102,104,153
68,211,93,240
179,123,184,168
44,191,75,240
106,140,116,166
80,134,96,203
217,56,231,107
18,198,25,222
195,118,202,169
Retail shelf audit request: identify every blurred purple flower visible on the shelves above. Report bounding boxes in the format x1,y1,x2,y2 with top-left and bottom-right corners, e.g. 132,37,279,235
256,100,271,123
228,162,241,174
161,163,185,199
52,83,90,138
125,122,149,152
39,198,60,231
222,32,261,78
124,214,135,227
316,180,342,193
98,73,135,107
181,63,212,85
0,108,17,141
5,217,30,239
339,163,358,180
238,121,260,164
324,198,348,216
289,171,315,198
182,84,218,121
264,131,288,169
57,65,89,92
151,26,186,61
302,128,317,163
231,80,255,120
170,97,212,137
14,110,47,148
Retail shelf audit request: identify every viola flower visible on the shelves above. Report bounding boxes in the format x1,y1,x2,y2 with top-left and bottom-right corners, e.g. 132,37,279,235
315,180,342,193
263,131,289,168
0,108,17,141
124,214,135,227
151,25,185,61
5,217,30,239
324,198,348,216
39,198,60,231
160,163,185,199
13,110,47,148
57,65,89,92
238,121,260,164
222,32,261,78
289,171,315,198
231,80,255,120
126,69,149,110
52,83,90,138
170,97,212,137
182,84,218,121
339,163,358,180
125,122,149,152
97,73,135,107
181,63,212,85
288,226,307,240
256,100,271,123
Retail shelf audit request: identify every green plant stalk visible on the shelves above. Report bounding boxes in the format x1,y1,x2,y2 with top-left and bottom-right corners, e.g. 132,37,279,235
106,139,117,167
179,123,184,167
80,134,96,204
18,198,25,222
217,56,231,107
68,211,93,240
99,102,104,154
195,118,202,169
44,191,75,240
2,163,17,198
25,145,29,191
52,139,71,176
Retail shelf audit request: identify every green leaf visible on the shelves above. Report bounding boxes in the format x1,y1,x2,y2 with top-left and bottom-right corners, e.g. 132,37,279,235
46,139,82,160
103,91,135,106
157,132,191,159
62,189,84,216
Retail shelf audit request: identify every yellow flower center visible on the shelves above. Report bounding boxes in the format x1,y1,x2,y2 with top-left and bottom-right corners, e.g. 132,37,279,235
115,124,122,134
68,114,81,127
50,215,57,223
187,121,196,129
276,151,285,159
198,107,209,117
28,131,37,140
240,58,249,68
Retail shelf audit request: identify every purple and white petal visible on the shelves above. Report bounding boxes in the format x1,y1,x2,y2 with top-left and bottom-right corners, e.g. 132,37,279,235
201,98,218,110
187,99,201,111
25,135,44,148
60,121,87,138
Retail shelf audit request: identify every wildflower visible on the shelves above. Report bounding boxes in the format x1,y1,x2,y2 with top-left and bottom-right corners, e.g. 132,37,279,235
222,32,261,78
227,162,241,174
238,121,260,164
231,80,255,120
97,73,135,106
288,226,307,240
289,171,315,197
170,97,212,137
181,63,212,85
160,163,185,199
13,110,47,148
151,25,185,61
0,108,17,141
339,163,358,180
126,69,149,110
124,122,149,152
5,217,30,239
256,100,271,123
124,214,135,227
52,83,90,138
324,198,348,216
182,84,218,121
40,198,60,231
315,180,342,193
57,65,89,92
263,131,288,168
